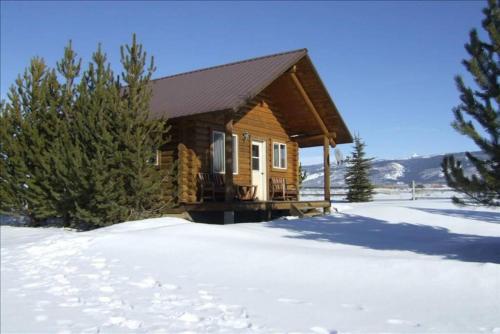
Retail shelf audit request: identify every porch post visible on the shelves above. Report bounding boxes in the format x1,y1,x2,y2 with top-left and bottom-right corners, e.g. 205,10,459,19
224,112,235,224
323,135,331,214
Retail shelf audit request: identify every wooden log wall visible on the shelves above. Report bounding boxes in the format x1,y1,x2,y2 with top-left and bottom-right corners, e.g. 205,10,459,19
159,92,300,204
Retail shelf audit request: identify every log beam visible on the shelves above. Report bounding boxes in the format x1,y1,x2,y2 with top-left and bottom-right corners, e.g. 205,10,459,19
295,132,337,147
224,112,235,224
323,135,331,214
289,71,330,137
224,113,234,203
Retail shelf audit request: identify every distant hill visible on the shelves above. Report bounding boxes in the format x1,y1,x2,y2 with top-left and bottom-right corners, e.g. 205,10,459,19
302,151,485,187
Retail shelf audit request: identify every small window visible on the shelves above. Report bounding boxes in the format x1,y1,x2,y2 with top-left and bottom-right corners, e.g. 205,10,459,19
212,131,238,174
252,144,260,170
155,150,161,166
149,148,161,166
273,142,287,169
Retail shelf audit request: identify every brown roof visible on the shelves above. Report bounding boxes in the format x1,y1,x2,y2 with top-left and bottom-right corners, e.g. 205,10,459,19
150,48,353,144
150,49,307,119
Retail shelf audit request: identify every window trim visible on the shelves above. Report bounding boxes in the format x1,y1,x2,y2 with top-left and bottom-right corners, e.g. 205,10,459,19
212,130,238,174
155,150,161,166
272,141,287,170
232,134,239,175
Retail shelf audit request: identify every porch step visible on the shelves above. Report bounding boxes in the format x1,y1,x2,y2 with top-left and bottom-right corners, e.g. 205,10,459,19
290,203,323,218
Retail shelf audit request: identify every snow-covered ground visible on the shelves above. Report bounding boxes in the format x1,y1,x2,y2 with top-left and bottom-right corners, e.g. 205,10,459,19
1,199,500,333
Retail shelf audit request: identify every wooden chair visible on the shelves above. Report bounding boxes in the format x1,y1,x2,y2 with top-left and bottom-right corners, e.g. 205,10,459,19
270,177,298,201
197,173,225,202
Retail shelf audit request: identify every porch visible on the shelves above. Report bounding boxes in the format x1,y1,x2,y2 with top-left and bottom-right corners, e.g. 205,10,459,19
166,200,331,224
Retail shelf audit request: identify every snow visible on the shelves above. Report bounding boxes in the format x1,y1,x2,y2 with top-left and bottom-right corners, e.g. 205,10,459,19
2,200,500,333
303,172,324,183
380,162,405,180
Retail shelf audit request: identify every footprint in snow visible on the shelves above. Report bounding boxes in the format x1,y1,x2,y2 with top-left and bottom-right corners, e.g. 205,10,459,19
162,283,179,290
99,286,114,293
277,297,310,305
386,319,421,327
90,258,107,269
310,327,337,334
108,316,142,329
178,312,201,323
341,303,364,311
98,296,112,303
129,277,161,289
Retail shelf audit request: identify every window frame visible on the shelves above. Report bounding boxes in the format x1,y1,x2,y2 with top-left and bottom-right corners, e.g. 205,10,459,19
212,130,238,174
155,150,161,166
272,141,287,170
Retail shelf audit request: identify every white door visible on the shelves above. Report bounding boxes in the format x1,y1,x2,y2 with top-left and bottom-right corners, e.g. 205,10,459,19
251,140,267,201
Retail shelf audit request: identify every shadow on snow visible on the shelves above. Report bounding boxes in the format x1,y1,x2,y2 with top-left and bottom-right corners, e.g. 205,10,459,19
411,207,500,224
265,212,500,264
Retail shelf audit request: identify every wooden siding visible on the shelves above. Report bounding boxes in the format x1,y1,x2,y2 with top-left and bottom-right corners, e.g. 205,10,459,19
160,97,300,204
233,100,299,192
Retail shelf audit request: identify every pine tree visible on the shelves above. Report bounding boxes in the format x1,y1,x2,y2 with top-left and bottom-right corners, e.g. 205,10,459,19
441,0,500,206
118,34,170,220
345,135,374,202
1,35,172,229
63,44,130,227
0,98,30,217
0,58,66,224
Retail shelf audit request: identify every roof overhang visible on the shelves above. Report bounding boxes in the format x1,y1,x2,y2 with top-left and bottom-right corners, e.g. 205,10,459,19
261,55,353,147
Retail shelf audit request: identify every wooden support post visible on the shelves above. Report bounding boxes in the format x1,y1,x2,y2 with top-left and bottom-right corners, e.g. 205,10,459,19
323,135,331,214
224,113,234,224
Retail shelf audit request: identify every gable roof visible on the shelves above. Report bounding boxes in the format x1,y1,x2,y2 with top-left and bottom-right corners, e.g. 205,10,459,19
150,48,353,145
150,49,307,119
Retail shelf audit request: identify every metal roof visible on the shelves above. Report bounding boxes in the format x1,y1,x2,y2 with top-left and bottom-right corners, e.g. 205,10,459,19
149,49,308,119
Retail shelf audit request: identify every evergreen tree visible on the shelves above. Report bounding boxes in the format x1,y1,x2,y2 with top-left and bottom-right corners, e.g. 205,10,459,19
118,34,170,220
441,0,500,206
0,58,65,224
0,97,30,217
63,44,129,227
344,135,374,202
1,35,172,229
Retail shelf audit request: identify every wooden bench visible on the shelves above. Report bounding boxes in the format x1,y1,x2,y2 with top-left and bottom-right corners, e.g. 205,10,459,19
269,177,298,201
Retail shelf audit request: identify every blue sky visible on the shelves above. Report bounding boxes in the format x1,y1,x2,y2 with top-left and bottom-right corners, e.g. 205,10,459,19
1,1,485,165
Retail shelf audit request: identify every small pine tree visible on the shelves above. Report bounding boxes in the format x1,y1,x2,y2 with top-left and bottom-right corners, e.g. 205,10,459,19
441,0,500,207
345,135,374,202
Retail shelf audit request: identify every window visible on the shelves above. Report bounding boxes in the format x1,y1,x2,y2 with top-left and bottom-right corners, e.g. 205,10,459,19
252,144,260,170
149,148,161,166
155,150,161,166
273,142,287,169
212,131,238,174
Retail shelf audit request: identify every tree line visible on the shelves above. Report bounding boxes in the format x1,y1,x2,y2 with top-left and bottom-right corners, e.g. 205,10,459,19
0,35,173,229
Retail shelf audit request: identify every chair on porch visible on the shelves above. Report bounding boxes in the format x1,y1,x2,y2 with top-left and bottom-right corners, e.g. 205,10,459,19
197,173,225,202
269,177,298,201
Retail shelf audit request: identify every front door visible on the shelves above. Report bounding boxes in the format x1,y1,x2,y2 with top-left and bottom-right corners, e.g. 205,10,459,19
251,140,267,201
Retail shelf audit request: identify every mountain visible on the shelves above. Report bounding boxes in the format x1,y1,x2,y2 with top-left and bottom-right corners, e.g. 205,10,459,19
302,151,485,187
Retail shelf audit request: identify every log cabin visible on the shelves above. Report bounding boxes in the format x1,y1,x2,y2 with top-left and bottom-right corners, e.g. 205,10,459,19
151,48,352,223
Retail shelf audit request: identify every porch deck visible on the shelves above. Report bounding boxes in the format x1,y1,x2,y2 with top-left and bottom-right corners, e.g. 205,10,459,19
165,200,330,223
180,200,330,212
